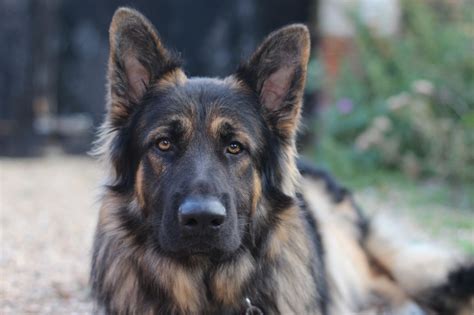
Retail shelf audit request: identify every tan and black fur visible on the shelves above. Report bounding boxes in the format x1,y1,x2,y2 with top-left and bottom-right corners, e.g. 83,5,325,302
91,8,474,315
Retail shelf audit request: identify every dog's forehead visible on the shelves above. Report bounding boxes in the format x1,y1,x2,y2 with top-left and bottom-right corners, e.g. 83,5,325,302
149,77,260,124
179,77,255,111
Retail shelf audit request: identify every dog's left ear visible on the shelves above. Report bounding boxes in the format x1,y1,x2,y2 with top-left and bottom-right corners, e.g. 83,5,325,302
236,25,310,138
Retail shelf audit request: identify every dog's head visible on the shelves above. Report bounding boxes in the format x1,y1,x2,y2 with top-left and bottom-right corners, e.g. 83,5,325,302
99,8,310,260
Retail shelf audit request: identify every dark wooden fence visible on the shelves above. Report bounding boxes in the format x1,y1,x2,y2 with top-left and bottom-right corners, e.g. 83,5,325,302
0,0,314,155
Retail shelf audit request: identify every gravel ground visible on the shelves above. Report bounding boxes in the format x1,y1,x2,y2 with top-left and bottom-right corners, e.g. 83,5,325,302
0,155,471,314
1,155,100,314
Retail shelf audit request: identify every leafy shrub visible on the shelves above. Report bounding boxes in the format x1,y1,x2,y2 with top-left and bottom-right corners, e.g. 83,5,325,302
312,0,474,182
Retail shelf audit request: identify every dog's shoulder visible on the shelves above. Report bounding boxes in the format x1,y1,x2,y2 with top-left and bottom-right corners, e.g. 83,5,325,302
297,158,368,242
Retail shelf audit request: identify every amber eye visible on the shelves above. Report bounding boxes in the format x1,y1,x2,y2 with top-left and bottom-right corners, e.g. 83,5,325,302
156,138,171,151
227,141,243,155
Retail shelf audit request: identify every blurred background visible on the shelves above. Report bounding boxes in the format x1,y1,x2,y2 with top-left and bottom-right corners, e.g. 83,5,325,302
0,0,473,313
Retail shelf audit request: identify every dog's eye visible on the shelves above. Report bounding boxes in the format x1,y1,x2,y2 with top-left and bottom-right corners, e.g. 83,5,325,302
156,138,171,151
226,141,243,155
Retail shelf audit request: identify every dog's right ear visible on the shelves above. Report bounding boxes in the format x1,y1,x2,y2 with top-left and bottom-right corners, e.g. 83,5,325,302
107,8,183,127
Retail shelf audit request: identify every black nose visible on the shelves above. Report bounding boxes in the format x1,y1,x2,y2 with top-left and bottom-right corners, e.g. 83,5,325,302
178,197,226,231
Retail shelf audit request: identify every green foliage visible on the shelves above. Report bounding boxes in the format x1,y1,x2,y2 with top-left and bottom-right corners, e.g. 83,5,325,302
312,0,474,182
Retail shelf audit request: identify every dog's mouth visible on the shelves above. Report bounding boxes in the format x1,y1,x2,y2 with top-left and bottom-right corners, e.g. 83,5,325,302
165,243,234,262
180,236,236,254
157,231,242,261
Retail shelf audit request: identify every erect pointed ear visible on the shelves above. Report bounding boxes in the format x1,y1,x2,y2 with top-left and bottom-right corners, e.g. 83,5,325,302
107,8,184,126
236,25,310,138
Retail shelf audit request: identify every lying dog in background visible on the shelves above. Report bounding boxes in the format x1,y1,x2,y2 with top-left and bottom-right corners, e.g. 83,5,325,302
90,7,473,314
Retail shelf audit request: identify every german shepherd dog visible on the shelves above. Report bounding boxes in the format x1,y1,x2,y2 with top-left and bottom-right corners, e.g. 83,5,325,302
91,8,474,315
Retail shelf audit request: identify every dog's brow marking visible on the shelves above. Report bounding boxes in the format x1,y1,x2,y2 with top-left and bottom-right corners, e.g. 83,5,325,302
146,126,169,143
208,116,255,150
208,116,233,136
146,116,193,143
